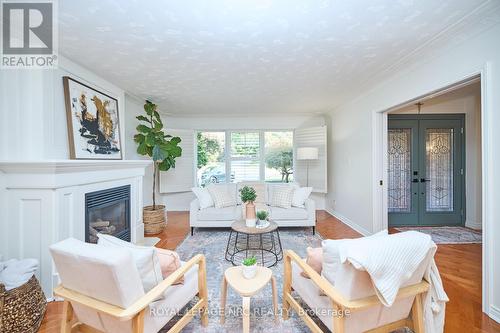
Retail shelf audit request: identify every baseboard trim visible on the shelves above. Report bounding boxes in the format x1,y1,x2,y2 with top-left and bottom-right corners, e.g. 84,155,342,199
489,305,500,324
465,221,482,230
325,208,371,236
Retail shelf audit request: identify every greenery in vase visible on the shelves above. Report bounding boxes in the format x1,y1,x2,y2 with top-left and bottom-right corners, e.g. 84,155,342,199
134,101,182,210
256,210,269,221
242,256,257,266
239,186,257,203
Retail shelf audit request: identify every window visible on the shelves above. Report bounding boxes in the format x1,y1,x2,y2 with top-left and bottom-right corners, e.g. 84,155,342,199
196,130,294,185
264,131,294,182
230,132,260,182
196,132,226,187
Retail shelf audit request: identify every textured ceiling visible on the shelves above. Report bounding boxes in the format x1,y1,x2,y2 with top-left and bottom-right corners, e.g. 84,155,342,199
59,0,497,115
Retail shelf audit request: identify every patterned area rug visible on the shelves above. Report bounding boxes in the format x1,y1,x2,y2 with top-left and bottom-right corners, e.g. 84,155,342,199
161,227,323,332
394,226,482,244
160,228,411,333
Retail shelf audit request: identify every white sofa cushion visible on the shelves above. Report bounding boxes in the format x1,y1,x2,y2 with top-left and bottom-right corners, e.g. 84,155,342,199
97,234,163,295
68,260,199,333
191,187,214,209
207,183,237,208
266,182,299,205
198,206,242,221
322,230,388,285
50,238,144,308
292,187,313,208
270,206,308,220
291,261,415,333
237,181,266,204
270,185,294,208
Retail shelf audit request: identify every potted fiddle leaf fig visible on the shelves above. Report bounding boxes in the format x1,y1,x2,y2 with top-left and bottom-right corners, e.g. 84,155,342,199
134,100,182,235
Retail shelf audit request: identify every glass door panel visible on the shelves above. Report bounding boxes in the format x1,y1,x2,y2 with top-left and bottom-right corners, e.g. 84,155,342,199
425,128,454,212
388,129,412,213
388,120,419,226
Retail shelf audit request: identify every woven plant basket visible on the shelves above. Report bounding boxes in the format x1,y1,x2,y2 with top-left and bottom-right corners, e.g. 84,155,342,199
0,275,47,333
143,205,166,235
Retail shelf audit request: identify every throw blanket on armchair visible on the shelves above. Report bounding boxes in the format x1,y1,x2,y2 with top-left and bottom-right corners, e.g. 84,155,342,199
338,231,449,333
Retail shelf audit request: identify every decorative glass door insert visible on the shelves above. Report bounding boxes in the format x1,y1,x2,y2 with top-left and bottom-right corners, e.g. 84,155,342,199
388,129,412,213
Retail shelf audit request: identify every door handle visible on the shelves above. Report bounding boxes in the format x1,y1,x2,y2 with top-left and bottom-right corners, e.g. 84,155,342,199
420,178,431,183
412,178,419,183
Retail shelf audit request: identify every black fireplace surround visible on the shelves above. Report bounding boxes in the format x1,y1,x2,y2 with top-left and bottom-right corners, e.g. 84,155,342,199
85,185,131,243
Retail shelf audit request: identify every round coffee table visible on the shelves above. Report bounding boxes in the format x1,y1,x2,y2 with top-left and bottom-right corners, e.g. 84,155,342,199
224,220,283,267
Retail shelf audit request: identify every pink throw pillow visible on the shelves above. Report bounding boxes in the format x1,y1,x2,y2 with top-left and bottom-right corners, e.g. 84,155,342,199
300,247,323,279
156,248,184,284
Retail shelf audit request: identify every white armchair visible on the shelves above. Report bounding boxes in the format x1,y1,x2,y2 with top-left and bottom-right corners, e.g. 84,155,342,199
283,249,432,333
50,238,208,333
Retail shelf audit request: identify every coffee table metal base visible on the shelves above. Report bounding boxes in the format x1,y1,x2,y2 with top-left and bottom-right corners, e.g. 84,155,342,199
225,228,283,267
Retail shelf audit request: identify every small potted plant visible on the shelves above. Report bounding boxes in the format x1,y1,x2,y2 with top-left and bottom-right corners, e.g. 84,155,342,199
242,256,258,279
256,210,269,228
239,186,257,227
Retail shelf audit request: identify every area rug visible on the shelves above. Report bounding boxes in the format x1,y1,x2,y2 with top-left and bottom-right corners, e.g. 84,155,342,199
394,226,482,244
160,228,411,333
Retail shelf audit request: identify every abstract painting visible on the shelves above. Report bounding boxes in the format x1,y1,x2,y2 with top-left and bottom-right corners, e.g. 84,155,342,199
63,76,122,159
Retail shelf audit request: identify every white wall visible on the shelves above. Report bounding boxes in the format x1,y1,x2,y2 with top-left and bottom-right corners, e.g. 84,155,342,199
0,56,126,161
155,114,327,211
327,23,500,320
392,83,482,229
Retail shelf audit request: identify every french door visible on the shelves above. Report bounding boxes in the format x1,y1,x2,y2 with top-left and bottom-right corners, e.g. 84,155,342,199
388,114,465,227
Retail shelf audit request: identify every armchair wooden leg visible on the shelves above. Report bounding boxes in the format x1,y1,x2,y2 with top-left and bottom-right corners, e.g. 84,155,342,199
332,303,345,333
271,276,278,322
198,256,209,327
132,309,146,333
283,252,292,320
411,294,425,333
60,301,74,333
220,276,228,324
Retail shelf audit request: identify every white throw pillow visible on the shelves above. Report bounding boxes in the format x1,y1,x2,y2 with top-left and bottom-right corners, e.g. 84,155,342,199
292,187,313,208
271,186,294,209
97,234,163,295
191,187,214,209
207,184,237,208
267,183,299,205
321,230,388,285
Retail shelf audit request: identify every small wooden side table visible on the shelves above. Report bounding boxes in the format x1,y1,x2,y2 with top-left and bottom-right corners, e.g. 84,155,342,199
220,266,278,333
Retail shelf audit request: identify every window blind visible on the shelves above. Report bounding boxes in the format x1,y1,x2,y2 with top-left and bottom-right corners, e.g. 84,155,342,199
159,129,195,193
294,126,327,193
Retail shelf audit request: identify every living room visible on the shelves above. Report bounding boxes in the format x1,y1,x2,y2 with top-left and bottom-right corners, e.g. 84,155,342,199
1,1,500,333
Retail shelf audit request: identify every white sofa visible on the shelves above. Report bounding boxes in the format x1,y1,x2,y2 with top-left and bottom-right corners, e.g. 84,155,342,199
190,182,316,235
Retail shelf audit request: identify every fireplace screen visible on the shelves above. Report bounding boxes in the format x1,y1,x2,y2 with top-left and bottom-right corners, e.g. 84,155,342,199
85,185,131,243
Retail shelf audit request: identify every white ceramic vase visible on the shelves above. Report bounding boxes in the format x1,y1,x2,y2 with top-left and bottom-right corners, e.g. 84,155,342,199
245,218,256,228
242,263,257,279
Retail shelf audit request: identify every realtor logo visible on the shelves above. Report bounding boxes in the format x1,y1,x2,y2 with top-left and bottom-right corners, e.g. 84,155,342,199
1,0,58,68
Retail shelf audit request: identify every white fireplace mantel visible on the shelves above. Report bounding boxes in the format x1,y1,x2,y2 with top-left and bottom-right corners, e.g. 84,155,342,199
0,159,151,298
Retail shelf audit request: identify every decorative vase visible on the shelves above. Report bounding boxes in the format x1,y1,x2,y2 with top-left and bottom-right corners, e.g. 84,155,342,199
143,205,166,235
245,202,256,227
242,263,257,279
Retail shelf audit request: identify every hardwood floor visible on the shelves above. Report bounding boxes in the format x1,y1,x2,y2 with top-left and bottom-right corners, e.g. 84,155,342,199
39,210,500,333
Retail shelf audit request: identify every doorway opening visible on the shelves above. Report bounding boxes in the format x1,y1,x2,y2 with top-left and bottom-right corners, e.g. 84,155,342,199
386,81,481,230
373,76,491,321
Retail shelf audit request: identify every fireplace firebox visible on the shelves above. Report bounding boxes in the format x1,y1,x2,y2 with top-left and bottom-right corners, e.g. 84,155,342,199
85,185,131,243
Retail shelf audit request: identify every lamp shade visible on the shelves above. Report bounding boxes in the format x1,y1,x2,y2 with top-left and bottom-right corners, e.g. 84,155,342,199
296,147,318,160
